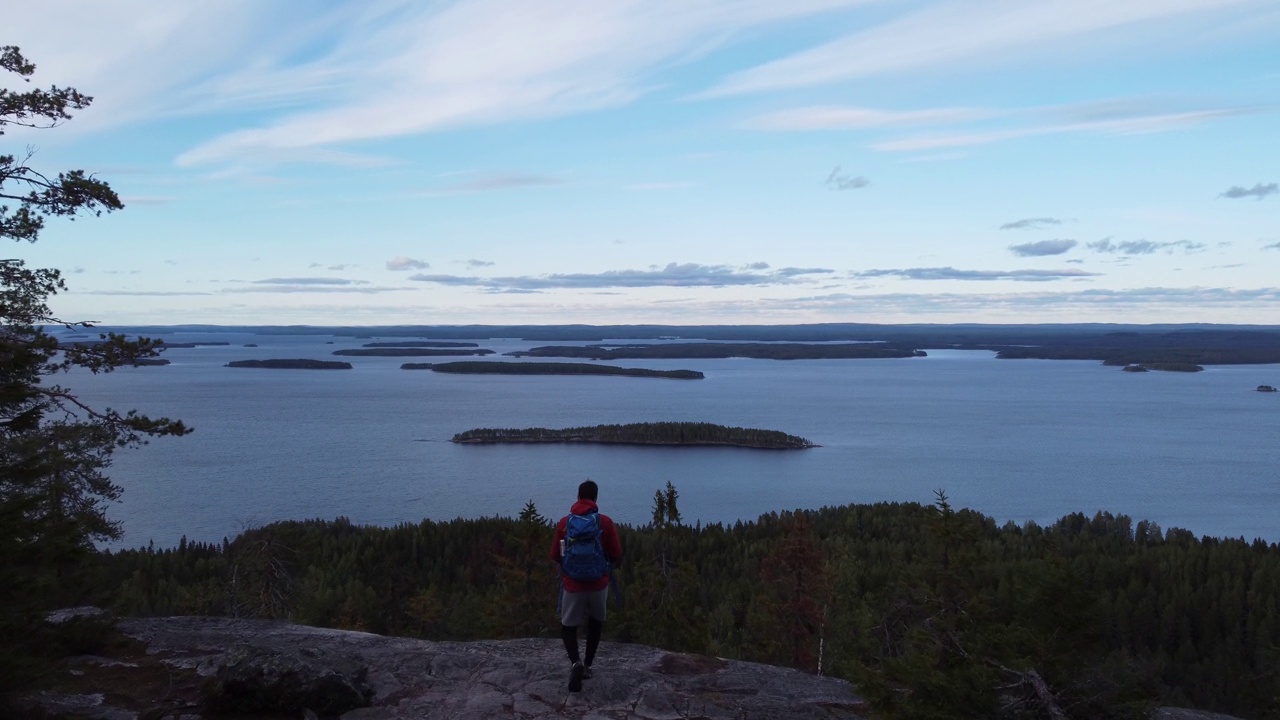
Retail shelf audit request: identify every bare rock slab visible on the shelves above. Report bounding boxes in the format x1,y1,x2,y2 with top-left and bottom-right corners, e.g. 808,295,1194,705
114,616,870,719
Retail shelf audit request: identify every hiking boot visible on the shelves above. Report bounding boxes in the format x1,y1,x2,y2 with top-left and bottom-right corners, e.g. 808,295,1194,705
568,661,585,692
582,665,594,680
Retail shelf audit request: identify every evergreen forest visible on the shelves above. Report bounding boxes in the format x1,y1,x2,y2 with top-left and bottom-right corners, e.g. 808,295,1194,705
63,493,1280,720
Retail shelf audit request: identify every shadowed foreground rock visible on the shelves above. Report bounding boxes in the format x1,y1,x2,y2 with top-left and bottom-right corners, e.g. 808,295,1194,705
31,616,871,719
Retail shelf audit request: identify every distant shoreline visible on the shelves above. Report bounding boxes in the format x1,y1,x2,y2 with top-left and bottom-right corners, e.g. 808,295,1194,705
62,324,1280,368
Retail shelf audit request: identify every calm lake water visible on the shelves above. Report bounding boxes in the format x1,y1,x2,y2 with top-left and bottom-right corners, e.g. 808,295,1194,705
63,331,1280,548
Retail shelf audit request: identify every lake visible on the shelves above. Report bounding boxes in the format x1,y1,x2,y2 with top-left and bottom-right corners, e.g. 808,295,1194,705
62,330,1280,548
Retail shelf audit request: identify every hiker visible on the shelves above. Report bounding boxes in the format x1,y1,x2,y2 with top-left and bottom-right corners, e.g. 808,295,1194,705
550,479,622,692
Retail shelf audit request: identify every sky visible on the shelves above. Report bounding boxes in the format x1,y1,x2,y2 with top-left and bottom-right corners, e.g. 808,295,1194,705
5,0,1279,326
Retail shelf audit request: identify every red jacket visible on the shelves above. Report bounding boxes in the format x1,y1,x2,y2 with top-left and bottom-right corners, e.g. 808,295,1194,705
550,499,622,592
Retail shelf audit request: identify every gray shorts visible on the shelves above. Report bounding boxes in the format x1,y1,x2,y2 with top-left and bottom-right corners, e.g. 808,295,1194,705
560,587,608,626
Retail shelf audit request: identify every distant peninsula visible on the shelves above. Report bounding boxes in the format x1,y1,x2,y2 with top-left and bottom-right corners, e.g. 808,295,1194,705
226,359,352,370
333,348,495,357
452,421,816,449
508,343,924,361
362,341,480,348
402,361,703,379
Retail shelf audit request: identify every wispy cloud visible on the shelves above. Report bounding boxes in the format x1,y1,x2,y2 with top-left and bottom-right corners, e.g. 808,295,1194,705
74,290,214,296
624,182,697,191
1009,239,1078,257
754,286,1280,317
465,259,495,268
251,277,368,286
851,267,1099,282
707,0,1262,97
387,256,430,271
824,166,869,191
222,281,404,289
1262,241,1280,250
1001,217,1064,231
421,173,562,195
748,106,992,131
169,0,875,169
1087,238,1205,255
1220,182,1278,200
227,278,408,294
408,262,834,292
870,107,1255,152
776,266,835,277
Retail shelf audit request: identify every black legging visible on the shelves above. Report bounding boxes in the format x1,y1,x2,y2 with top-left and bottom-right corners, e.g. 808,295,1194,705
561,616,603,665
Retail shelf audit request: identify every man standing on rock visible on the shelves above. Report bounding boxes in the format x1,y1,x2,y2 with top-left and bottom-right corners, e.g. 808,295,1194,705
550,479,623,692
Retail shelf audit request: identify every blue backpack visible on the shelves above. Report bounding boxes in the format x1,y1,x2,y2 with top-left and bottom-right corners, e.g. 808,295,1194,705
562,512,609,582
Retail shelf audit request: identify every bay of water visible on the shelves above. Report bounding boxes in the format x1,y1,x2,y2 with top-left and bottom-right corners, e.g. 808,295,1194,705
64,331,1280,548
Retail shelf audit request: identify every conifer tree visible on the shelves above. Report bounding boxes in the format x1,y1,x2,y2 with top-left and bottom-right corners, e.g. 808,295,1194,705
1,45,189,687
487,500,555,638
747,511,831,672
621,482,708,652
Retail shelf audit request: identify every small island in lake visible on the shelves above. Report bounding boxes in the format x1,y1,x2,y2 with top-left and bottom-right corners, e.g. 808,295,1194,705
1117,362,1203,373
452,421,816,449
1258,385,1278,393
508,342,923,361
226,359,353,370
333,348,495,357
132,358,170,366
403,361,703,379
363,341,480,348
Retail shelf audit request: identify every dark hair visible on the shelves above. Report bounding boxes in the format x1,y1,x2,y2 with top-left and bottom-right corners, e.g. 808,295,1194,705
578,480,598,501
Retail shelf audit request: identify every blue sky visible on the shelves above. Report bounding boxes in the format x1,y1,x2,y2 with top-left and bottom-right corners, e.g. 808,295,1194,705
7,0,1279,325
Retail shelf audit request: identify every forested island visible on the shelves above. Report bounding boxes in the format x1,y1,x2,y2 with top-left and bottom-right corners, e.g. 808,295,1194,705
402,361,703,379
453,421,815,448
362,341,480,348
509,342,925,361
131,358,170,366
1259,385,1278,392
156,341,231,348
226,359,353,370
333,348,495,357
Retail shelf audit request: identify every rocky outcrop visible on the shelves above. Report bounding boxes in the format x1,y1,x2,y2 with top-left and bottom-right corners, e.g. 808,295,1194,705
24,616,870,719
20,615,1251,720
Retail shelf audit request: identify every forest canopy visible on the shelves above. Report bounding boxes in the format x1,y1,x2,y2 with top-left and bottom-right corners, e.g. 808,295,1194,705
77,497,1280,720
